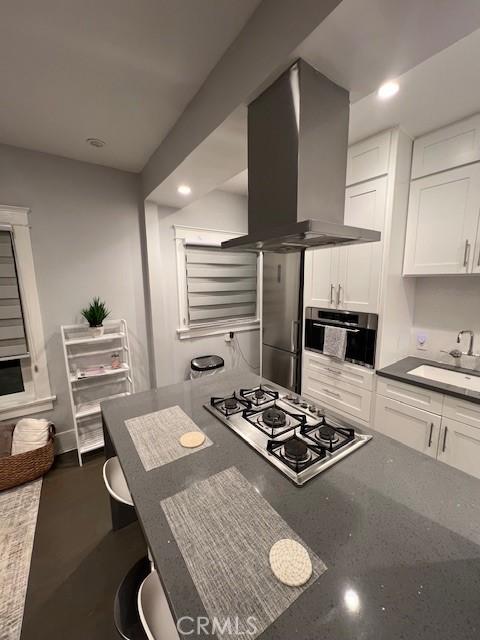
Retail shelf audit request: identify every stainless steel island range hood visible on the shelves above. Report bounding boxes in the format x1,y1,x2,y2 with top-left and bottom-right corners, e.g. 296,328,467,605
222,59,380,253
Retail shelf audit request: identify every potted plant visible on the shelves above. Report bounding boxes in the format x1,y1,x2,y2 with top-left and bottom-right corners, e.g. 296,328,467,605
81,297,110,337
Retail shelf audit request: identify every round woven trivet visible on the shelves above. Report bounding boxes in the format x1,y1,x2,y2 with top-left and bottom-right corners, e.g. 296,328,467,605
179,431,206,448
269,538,313,587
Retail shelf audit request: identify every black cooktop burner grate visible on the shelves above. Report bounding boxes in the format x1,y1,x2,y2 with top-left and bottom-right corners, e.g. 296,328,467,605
243,402,306,438
210,393,251,417
267,434,326,472
300,421,355,453
239,385,279,407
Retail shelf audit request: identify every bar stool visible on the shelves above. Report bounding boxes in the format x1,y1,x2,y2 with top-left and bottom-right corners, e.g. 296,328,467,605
103,456,149,640
137,571,179,640
103,456,134,506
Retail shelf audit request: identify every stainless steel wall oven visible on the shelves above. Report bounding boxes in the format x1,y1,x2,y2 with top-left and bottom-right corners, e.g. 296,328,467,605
304,307,378,369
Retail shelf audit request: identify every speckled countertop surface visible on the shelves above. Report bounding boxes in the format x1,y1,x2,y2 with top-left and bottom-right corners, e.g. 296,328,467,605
377,355,480,404
102,369,480,639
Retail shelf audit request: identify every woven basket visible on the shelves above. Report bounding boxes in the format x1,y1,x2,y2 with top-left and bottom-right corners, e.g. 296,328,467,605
0,422,56,492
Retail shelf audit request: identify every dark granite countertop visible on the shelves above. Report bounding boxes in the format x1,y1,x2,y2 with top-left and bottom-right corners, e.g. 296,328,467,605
377,355,480,404
102,369,480,639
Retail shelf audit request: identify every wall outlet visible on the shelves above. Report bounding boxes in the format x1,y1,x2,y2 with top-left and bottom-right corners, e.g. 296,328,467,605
416,332,428,350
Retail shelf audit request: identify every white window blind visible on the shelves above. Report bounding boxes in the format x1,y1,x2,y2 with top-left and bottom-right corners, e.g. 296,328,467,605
185,246,257,324
0,230,28,359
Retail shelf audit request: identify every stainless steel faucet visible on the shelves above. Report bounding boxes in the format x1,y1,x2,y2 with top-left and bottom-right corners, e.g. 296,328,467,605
457,330,475,356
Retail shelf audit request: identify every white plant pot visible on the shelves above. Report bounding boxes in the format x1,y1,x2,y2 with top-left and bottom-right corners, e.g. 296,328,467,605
88,325,104,338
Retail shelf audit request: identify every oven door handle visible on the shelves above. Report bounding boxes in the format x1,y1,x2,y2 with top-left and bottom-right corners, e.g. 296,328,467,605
313,322,359,333
311,317,361,328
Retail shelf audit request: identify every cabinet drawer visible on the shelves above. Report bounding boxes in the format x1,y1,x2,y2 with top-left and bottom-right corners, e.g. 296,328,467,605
443,395,480,429
304,351,374,391
438,417,480,480
346,130,391,186
303,369,371,422
374,395,440,457
376,377,443,414
411,114,480,179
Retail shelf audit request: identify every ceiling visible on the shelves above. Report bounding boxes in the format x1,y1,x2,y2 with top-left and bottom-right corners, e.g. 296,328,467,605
350,27,480,144
296,0,480,102
0,0,260,172
148,107,247,208
219,170,248,196
156,0,480,205
217,25,480,198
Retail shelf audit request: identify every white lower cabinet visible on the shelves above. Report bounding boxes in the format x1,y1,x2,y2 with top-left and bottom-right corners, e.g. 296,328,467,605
303,364,372,423
375,376,480,479
374,396,440,458
437,417,480,480
442,395,480,430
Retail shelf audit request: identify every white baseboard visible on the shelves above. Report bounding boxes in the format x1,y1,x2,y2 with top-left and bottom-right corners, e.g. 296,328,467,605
54,429,77,455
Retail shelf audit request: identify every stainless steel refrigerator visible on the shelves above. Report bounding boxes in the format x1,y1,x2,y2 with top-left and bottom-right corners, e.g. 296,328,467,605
262,252,304,392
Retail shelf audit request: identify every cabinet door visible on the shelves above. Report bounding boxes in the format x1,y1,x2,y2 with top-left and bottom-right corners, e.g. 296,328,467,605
346,130,391,186
438,417,480,480
472,216,480,274
411,114,480,179
303,247,339,308
336,176,387,312
374,395,441,458
403,165,480,275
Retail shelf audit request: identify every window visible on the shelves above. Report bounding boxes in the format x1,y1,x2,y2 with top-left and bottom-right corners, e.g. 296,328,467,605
0,206,54,419
175,225,260,339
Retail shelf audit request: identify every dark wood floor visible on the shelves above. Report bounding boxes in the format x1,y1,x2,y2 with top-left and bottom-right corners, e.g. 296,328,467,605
21,451,145,640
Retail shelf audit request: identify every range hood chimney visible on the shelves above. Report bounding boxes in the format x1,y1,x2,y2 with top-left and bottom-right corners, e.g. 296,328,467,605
222,59,380,253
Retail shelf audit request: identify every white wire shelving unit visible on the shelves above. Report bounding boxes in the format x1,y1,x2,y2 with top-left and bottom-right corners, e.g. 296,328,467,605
61,319,134,466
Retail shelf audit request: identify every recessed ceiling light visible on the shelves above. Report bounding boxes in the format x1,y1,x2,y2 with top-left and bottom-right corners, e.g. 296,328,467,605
86,137,106,148
377,81,399,100
177,184,192,196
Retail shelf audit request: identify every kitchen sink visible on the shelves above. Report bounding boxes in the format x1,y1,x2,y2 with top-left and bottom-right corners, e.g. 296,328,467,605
408,364,480,392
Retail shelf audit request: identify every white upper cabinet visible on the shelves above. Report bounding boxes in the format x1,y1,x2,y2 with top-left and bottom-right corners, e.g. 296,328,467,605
411,114,480,179
346,130,391,186
304,247,338,308
337,176,387,312
305,173,388,313
403,164,480,275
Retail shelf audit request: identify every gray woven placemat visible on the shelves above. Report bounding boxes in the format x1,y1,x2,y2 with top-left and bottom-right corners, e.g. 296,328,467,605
161,466,327,639
125,405,212,471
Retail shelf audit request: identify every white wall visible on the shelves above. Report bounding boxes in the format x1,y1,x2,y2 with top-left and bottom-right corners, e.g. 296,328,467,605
411,276,480,367
0,143,150,452
145,190,260,386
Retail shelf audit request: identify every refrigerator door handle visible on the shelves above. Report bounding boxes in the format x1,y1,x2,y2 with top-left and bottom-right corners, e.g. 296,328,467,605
291,319,301,352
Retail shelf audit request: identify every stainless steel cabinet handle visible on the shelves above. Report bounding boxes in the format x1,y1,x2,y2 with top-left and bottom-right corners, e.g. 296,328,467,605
428,422,434,447
330,284,335,305
336,284,342,306
442,426,448,452
477,247,480,267
326,367,341,375
463,240,471,267
323,388,341,398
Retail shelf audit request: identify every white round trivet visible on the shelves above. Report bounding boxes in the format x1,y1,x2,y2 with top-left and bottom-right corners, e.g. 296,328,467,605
269,538,312,587
179,431,206,448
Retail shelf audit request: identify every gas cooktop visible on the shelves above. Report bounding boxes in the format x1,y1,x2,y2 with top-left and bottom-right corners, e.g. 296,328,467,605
205,385,372,486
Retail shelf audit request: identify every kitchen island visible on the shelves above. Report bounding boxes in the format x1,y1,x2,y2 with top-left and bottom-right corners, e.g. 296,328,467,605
102,369,480,639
